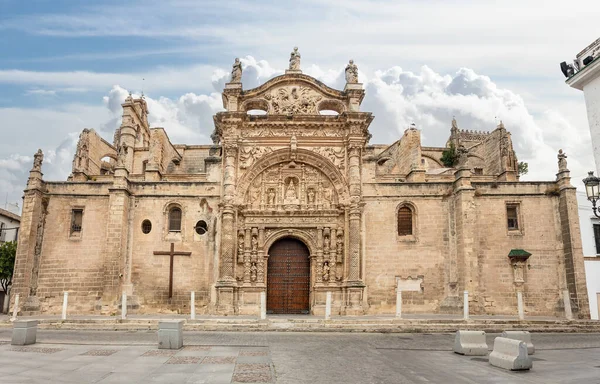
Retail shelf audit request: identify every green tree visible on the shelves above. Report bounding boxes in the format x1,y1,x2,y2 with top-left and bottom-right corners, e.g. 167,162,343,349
0,241,17,292
440,143,458,167
518,161,529,175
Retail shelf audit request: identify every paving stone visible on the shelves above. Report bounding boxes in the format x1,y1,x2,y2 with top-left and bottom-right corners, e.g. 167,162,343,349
183,345,211,351
236,355,271,364
239,349,269,356
142,349,177,357
202,356,237,364
81,349,119,356
167,356,203,364
232,371,273,383
9,346,64,354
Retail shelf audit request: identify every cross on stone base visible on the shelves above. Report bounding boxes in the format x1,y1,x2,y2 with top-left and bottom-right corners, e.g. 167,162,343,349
153,243,192,299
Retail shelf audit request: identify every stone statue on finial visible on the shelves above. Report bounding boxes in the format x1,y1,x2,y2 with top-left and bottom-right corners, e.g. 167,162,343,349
558,149,568,172
345,59,358,83
457,144,469,167
289,47,301,71
230,58,242,83
32,149,43,171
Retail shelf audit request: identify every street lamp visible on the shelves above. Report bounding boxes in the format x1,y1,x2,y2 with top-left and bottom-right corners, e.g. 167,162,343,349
583,171,600,218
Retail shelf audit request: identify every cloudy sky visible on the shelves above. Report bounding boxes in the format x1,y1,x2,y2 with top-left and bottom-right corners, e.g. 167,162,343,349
0,0,598,212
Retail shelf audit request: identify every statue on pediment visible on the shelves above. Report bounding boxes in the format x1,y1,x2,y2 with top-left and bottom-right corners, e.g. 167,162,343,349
289,47,301,71
230,58,242,83
345,60,358,83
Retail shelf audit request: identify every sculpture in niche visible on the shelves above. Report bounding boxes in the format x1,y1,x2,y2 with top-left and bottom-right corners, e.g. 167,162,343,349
323,261,330,282
307,188,316,205
336,233,343,261
289,47,301,70
284,178,299,204
323,234,330,251
32,149,43,171
267,188,276,205
230,58,242,83
322,187,333,208
345,59,359,83
248,180,261,207
251,235,258,253
250,262,258,282
264,86,323,115
238,233,244,257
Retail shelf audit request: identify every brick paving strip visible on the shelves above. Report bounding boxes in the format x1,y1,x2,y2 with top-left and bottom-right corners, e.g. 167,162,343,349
9,346,65,354
233,363,273,383
80,349,119,356
142,349,177,356
166,356,203,364
203,356,237,364
182,345,211,351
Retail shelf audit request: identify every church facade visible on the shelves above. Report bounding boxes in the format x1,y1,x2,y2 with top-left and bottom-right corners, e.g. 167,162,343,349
11,50,590,318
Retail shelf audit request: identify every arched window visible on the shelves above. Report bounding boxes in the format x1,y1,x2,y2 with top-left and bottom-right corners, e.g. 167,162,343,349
397,206,413,236
169,207,182,232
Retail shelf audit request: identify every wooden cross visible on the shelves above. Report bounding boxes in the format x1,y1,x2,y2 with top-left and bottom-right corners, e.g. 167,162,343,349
153,243,192,299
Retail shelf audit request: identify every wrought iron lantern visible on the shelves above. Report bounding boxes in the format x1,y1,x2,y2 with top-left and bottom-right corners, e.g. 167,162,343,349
583,171,600,218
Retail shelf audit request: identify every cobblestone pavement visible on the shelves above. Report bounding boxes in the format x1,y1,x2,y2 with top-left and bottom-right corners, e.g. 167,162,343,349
1,330,600,383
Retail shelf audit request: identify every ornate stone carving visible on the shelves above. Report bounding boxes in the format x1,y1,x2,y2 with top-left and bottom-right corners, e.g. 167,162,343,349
309,147,345,169
239,146,273,169
230,58,242,83
250,262,257,282
336,232,344,263
117,143,128,167
322,261,330,282
289,47,301,71
264,86,322,115
73,130,90,172
32,149,43,172
243,127,344,138
345,60,358,83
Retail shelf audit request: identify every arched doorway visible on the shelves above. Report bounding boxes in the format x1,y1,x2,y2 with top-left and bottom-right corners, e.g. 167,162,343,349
267,237,310,314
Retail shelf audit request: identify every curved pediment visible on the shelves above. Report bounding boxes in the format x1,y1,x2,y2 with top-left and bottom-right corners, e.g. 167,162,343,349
235,74,351,115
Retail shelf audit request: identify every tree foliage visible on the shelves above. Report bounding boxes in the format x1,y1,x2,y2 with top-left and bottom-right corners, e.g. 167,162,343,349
440,143,458,167
0,241,17,292
518,161,529,175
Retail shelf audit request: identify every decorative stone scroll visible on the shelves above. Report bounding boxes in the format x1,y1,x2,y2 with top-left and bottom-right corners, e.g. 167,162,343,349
239,146,273,169
309,147,345,170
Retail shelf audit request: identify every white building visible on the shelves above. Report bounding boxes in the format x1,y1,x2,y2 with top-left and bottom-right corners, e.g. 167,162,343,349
0,207,20,243
565,37,600,320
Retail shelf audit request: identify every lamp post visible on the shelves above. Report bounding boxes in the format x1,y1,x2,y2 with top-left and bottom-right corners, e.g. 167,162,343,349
583,171,600,218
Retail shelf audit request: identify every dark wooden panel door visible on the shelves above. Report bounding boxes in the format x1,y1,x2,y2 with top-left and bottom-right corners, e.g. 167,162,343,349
267,238,310,314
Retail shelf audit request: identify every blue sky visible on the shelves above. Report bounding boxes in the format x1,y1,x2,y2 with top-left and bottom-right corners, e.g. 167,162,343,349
0,0,599,211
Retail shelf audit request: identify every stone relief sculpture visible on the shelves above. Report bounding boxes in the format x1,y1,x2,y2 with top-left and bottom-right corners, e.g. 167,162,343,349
230,58,242,83
239,146,273,169
284,178,299,204
336,233,343,262
307,188,316,205
251,235,258,253
345,60,359,83
289,47,301,70
250,262,258,282
32,149,43,171
264,86,323,115
322,261,330,282
238,233,244,257
322,187,333,208
310,147,345,169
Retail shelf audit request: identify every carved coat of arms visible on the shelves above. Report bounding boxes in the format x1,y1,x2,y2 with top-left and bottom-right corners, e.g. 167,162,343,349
264,86,322,115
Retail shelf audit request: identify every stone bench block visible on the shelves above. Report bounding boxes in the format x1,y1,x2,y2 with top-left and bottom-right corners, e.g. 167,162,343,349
501,331,535,355
12,320,38,346
453,330,488,356
158,320,184,350
489,337,532,371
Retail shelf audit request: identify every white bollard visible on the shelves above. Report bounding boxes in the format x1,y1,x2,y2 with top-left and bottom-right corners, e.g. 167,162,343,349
121,293,127,320
10,294,19,321
61,292,68,320
463,290,469,320
517,292,524,320
260,291,266,320
190,291,196,320
325,291,332,320
396,290,402,318
563,290,573,320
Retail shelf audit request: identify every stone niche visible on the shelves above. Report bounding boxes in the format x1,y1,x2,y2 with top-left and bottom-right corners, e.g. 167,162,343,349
508,249,532,285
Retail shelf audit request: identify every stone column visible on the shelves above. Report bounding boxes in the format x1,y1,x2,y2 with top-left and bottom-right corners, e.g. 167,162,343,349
257,227,265,284
316,227,323,284
216,143,238,313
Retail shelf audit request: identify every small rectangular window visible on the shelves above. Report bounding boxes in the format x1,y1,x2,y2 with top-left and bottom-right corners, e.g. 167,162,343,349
71,209,83,234
594,224,600,254
507,205,519,230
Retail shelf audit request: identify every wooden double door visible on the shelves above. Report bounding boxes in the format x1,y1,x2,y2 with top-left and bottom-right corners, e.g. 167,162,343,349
267,238,310,314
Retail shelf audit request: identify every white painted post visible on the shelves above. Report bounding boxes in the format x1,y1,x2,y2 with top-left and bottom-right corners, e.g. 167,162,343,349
563,289,573,320
260,291,266,320
190,291,196,320
61,292,68,320
121,292,127,320
10,293,19,321
463,290,469,320
396,290,402,318
325,291,332,320
517,291,524,320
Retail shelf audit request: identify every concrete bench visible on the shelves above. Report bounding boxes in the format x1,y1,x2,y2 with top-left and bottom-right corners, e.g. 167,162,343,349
158,320,184,350
453,330,488,356
12,320,38,346
489,337,532,371
501,331,535,355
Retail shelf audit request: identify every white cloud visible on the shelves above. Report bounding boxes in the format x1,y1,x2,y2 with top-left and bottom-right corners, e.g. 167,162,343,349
25,89,57,97
0,58,594,212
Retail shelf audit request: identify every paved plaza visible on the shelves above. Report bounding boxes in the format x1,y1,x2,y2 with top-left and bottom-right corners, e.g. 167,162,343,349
1,329,600,383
